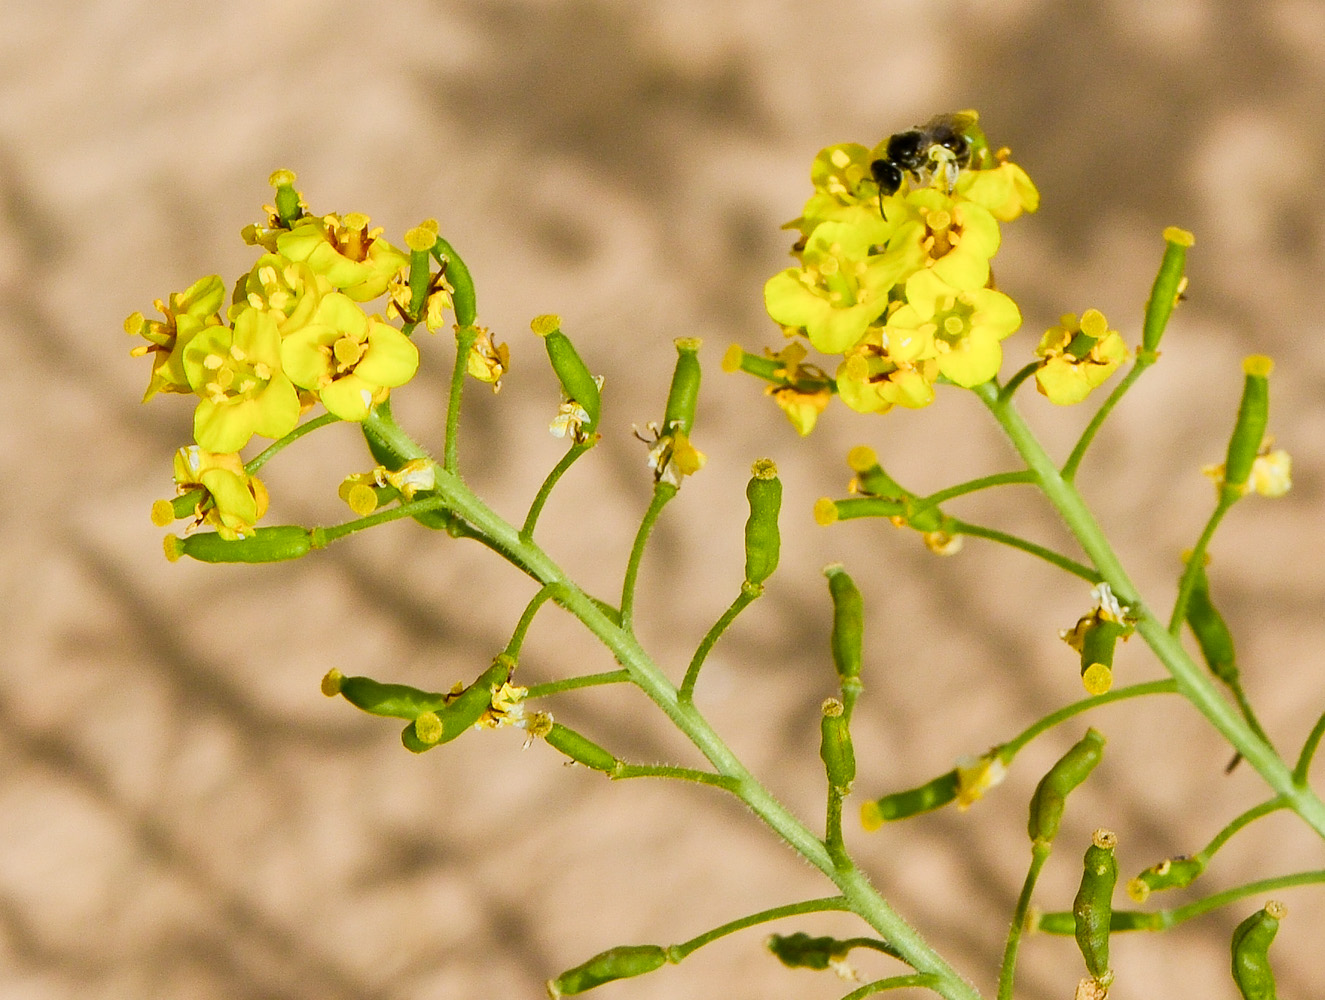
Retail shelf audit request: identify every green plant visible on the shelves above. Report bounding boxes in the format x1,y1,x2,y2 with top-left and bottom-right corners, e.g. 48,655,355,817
127,114,1319,998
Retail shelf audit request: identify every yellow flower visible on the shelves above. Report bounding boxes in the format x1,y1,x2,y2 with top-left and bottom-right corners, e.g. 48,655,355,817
465,326,510,390
1203,437,1292,498
885,270,1021,388
167,445,269,539
127,275,227,401
643,426,707,487
957,156,1040,221
1034,310,1128,405
276,213,409,302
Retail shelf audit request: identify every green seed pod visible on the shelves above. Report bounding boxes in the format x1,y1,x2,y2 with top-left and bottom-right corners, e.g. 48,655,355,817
1073,829,1118,983
400,660,509,754
743,459,782,586
333,675,452,719
861,769,960,830
824,564,863,684
721,343,782,382
662,338,702,435
544,723,618,773
846,445,907,500
1126,855,1204,903
819,699,856,792
1027,728,1106,845
1230,900,1285,1000
1078,618,1128,695
1186,562,1238,686
1222,356,1273,495
1032,908,1158,936
546,944,668,998
433,236,476,327
163,525,315,564
533,315,601,438
269,169,303,228
1142,226,1194,353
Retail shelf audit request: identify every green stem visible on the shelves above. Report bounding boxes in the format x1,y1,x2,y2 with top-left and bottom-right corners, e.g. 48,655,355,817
973,381,1325,842
680,588,759,703
665,896,851,962
612,762,740,792
998,680,1179,760
523,443,593,539
360,410,983,1000
998,362,1039,403
505,583,567,660
523,669,632,700
1197,797,1286,866
1061,358,1153,482
947,518,1098,582
318,495,457,544
244,412,341,474
1294,711,1325,784
621,482,677,631
444,325,478,473
1168,495,1235,633
923,471,1038,506
826,783,848,869
997,842,1050,1000
841,974,941,999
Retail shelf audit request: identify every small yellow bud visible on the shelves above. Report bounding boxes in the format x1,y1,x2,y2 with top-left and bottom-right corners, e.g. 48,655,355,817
813,497,839,525
721,344,744,372
1162,226,1195,247
405,225,438,252
860,800,884,832
268,168,297,188
531,314,562,337
151,499,176,527
1242,354,1274,377
320,668,345,697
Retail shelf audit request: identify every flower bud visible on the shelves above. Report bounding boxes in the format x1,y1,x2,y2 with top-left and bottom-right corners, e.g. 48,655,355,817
546,945,668,998
1027,728,1106,845
1142,226,1194,352
743,459,782,586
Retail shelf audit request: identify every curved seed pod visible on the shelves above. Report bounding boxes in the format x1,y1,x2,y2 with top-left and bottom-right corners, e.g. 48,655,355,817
164,525,315,564
400,660,510,754
1027,728,1106,845
743,459,782,586
824,564,863,684
433,236,476,326
861,769,960,830
1126,855,1204,902
819,699,856,792
544,723,618,773
1186,562,1238,686
546,944,668,998
533,315,601,439
662,338,702,435
1142,227,1194,352
1073,829,1118,983
1222,356,1273,495
1230,900,1285,1000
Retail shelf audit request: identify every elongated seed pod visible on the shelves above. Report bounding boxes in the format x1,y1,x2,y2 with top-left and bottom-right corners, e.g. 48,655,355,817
1073,829,1118,982
544,723,618,772
333,675,452,719
1223,356,1273,493
533,315,601,437
433,236,476,326
743,459,782,586
1186,564,1238,685
164,525,314,564
1126,855,1204,902
825,564,863,683
546,944,668,998
1142,227,1194,352
662,338,702,434
1230,901,1284,1000
400,661,509,753
1033,909,1159,935
819,700,856,792
1027,728,1106,845
861,769,960,830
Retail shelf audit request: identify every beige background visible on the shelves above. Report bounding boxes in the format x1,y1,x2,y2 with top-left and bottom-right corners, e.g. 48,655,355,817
3,2,1324,998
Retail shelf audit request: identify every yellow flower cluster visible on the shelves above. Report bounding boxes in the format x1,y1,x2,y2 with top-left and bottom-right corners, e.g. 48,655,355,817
755,113,1039,433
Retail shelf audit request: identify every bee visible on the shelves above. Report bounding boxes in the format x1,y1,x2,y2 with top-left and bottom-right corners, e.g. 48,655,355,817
869,112,980,198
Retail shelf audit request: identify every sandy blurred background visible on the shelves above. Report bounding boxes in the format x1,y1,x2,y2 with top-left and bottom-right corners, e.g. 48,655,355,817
3,1,1325,998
